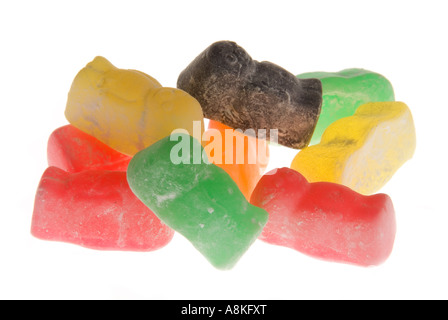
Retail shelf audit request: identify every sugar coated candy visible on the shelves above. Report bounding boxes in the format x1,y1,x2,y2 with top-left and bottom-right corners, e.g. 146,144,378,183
31,167,174,251
47,124,131,173
290,101,416,195
177,40,322,149
127,133,269,270
204,120,270,200
297,68,395,144
65,56,204,156
250,167,396,266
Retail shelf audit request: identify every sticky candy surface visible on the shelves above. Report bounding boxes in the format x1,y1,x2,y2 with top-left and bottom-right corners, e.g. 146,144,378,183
65,56,204,156
290,101,416,195
127,133,269,270
297,68,395,144
47,124,131,173
250,167,396,266
177,41,322,149
204,120,270,200
31,167,174,251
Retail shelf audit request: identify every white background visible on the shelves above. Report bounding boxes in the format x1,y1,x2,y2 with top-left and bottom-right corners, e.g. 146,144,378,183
1,0,447,300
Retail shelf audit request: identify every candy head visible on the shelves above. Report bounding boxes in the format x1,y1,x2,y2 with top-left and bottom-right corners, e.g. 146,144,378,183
206,40,254,72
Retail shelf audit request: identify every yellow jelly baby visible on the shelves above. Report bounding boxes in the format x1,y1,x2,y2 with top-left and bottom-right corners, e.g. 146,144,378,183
290,101,416,195
65,56,204,156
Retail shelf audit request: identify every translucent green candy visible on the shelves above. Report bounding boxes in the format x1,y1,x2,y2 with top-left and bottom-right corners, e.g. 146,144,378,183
126,133,269,270
297,68,395,145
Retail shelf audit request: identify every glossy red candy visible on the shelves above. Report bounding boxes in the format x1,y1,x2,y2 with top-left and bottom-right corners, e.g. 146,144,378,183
250,167,396,266
31,167,174,251
47,124,131,173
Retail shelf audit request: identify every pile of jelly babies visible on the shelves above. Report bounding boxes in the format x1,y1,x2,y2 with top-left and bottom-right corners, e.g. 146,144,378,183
31,40,416,270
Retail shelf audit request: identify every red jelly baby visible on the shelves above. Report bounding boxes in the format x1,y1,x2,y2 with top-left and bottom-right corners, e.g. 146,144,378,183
31,167,174,251
250,167,396,266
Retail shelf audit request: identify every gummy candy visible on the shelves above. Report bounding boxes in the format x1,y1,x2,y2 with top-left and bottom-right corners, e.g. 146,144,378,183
65,56,205,156
290,101,416,195
177,40,322,149
204,120,270,200
47,124,131,173
31,166,174,251
297,68,395,145
250,167,396,266
32,43,415,270
127,133,269,270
